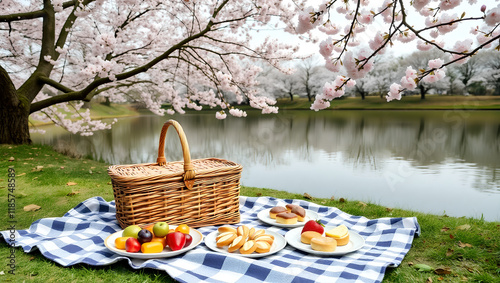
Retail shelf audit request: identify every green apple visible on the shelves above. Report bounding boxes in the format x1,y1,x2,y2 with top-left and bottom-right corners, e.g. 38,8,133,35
153,222,169,238
122,225,142,239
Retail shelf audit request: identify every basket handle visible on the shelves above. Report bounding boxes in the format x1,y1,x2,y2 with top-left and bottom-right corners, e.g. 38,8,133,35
156,120,196,189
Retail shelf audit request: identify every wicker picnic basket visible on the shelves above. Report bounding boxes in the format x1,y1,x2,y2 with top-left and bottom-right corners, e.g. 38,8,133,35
108,120,243,229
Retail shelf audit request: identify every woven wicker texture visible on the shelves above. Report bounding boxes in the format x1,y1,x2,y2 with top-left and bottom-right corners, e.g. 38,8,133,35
108,120,242,228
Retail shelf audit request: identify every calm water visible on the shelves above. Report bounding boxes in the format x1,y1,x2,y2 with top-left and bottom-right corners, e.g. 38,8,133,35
31,110,500,221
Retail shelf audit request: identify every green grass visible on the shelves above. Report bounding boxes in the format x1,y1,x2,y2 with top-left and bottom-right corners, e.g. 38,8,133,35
0,145,499,282
29,103,141,127
273,95,500,111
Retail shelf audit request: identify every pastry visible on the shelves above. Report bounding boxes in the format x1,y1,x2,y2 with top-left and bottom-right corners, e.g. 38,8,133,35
255,241,271,253
216,232,237,247
218,226,237,234
291,206,306,222
310,236,337,252
237,225,250,238
239,240,258,254
249,229,265,240
275,212,298,225
285,204,299,212
325,224,350,246
227,235,246,252
253,234,274,245
269,206,287,219
300,231,322,244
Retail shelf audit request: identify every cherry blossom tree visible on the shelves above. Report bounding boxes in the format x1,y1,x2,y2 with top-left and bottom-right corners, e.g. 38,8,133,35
308,0,500,110
0,0,299,144
1,0,500,145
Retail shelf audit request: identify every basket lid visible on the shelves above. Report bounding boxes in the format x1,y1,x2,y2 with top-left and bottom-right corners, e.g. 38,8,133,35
107,158,242,184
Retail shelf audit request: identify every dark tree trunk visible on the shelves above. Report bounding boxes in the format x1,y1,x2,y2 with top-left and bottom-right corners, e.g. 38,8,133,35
419,84,426,100
0,65,32,144
288,91,293,101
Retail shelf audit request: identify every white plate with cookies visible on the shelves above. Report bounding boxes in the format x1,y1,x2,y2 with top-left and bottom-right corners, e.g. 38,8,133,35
204,226,286,258
284,227,365,256
257,206,319,228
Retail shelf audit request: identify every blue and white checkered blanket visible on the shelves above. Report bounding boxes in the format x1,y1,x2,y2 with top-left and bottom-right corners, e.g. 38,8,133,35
1,196,420,282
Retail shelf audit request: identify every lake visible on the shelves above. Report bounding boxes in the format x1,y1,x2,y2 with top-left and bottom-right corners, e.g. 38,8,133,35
31,110,500,221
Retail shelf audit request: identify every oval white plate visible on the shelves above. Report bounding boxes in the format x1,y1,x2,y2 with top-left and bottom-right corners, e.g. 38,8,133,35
204,230,286,258
257,208,319,228
285,227,365,256
104,225,203,259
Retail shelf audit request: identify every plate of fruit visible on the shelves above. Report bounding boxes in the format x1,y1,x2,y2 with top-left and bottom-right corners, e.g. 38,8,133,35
104,222,203,259
204,224,286,258
257,204,319,228
284,220,365,256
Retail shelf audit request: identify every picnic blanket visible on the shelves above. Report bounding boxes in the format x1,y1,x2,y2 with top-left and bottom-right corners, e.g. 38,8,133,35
1,196,420,282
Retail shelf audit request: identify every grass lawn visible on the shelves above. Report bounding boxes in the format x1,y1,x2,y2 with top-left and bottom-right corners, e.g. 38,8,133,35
274,95,500,111
0,144,499,282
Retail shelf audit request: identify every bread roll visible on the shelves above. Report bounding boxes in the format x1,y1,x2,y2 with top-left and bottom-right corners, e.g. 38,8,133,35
216,232,237,247
239,240,258,254
269,206,287,219
325,224,350,246
218,226,237,234
310,237,337,252
227,235,246,252
276,212,298,224
333,233,350,246
255,241,271,253
300,231,322,244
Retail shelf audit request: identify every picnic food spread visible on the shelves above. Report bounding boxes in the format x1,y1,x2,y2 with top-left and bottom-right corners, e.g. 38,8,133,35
107,206,358,257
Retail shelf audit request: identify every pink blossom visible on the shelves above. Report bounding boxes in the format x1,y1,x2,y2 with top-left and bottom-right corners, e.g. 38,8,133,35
428,58,444,69
417,40,433,51
386,83,402,102
215,111,227,120
440,0,461,11
319,37,334,58
481,5,487,13
485,7,500,26
358,12,373,24
412,0,431,10
325,59,341,72
229,108,247,117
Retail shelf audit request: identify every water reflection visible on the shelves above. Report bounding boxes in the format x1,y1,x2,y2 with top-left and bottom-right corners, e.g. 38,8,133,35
31,110,500,221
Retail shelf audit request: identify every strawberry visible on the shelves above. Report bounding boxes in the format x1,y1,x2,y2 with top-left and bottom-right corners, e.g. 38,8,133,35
301,219,324,235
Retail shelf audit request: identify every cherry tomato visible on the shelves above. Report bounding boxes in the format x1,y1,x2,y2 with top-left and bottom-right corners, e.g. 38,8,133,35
175,224,190,234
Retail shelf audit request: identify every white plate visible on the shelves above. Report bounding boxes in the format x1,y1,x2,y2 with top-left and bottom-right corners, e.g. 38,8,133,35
285,227,365,256
204,229,286,258
257,208,319,228
104,225,204,259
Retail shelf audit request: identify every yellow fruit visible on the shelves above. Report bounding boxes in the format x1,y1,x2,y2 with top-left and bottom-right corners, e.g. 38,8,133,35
114,237,130,250
325,224,349,238
141,241,164,253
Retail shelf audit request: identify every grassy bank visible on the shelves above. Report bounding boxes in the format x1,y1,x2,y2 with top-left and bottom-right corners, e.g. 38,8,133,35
274,95,500,111
0,145,499,282
29,103,142,127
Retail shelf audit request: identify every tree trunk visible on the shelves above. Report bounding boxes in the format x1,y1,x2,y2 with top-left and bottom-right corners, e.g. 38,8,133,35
288,91,293,101
419,84,426,100
0,65,32,144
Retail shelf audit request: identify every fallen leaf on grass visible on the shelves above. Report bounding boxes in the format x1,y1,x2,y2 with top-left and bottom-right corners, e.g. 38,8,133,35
456,224,471,230
256,193,262,197
441,226,450,232
434,268,452,275
386,207,393,212
358,201,367,207
66,182,77,186
437,277,444,281
32,166,43,172
303,193,314,200
426,277,433,283
29,256,35,261
457,241,473,248
8,157,15,162
330,196,335,201
449,234,455,239
24,204,41,212
339,197,346,203
17,173,26,176
414,264,434,272
67,191,80,196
